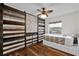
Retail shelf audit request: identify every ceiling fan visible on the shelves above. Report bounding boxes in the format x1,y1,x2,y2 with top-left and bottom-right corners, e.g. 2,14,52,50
37,7,53,18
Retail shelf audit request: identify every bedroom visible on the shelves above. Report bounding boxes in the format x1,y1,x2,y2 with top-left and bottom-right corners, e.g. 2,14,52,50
0,3,79,56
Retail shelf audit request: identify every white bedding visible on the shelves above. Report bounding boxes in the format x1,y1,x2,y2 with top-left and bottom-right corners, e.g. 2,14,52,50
43,40,79,56
43,34,79,56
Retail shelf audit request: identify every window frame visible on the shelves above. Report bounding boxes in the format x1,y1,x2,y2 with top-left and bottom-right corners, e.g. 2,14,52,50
48,21,62,34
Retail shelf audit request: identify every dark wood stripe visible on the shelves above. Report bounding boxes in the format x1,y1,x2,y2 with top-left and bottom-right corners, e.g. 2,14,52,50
3,29,24,31
26,34,34,36
24,12,26,47
33,37,37,39
3,13,25,19
44,20,45,34
3,36,25,42
26,39,33,41
26,32,37,36
26,32,38,34
3,40,24,47
3,32,25,36
38,18,45,21
3,44,24,52
0,3,3,56
37,17,39,43
49,21,62,24
3,20,25,25
39,25,45,27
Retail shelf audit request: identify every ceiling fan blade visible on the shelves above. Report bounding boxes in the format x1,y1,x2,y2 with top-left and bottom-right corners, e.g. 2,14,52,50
47,10,53,13
37,9,41,12
37,14,41,16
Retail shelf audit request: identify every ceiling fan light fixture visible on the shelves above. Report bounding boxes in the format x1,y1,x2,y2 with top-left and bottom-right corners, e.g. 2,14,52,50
38,14,47,19
37,7,53,19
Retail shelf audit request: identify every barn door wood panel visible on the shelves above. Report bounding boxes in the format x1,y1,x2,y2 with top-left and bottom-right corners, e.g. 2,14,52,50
2,4,26,55
37,17,45,43
0,3,3,56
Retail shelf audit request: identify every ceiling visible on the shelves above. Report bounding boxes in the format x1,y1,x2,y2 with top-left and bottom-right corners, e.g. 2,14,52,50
5,3,79,18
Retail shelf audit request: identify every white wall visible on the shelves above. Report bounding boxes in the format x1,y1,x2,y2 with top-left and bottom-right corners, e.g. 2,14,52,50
78,12,79,32
45,11,79,36
26,14,37,33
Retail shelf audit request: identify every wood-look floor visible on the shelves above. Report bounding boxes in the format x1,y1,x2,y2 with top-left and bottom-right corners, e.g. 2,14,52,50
7,43,74,56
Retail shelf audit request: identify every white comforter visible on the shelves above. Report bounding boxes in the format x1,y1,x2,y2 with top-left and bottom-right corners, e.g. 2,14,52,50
43,34,79,56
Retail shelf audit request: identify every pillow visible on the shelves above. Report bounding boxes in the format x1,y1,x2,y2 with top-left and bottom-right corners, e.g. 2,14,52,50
72,33,79,38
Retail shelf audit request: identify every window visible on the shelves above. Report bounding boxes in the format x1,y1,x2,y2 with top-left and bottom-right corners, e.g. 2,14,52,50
48,21,62,34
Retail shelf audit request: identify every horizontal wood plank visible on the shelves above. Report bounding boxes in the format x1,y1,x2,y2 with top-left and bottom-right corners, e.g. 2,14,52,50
3,44,24,52
3,20,25,25
3,40,25,47
3,29,24,31
4,13,25,19
3,32,25,36
3,36,25,42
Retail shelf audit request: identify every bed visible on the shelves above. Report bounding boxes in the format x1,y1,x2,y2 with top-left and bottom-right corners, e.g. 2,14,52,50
43,34,79,56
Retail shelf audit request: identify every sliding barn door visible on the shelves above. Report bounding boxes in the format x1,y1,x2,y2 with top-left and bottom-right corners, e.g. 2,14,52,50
3,4,26,55
26,14,38,46
37,17,45,42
